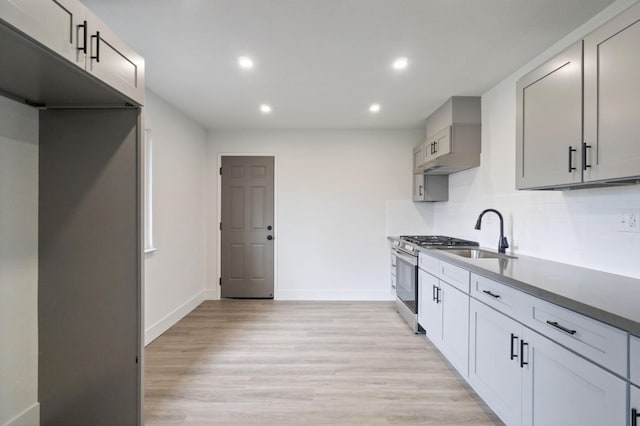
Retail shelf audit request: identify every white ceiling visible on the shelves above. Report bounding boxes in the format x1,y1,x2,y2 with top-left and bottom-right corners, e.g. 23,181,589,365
83,0,615,130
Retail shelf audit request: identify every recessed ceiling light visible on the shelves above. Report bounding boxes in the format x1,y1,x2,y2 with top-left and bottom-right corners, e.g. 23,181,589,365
369,103,381,113
392,57,409,70
238,56,254,69
260,104,272,114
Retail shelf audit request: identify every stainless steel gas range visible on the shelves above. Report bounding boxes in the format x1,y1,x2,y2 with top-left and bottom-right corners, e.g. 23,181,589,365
392,235,478,333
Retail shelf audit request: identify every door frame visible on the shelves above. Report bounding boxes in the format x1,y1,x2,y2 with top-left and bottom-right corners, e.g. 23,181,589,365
217,153,278,299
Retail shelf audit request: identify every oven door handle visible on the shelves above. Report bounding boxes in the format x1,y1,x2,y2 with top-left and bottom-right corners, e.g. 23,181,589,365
395,250,417,266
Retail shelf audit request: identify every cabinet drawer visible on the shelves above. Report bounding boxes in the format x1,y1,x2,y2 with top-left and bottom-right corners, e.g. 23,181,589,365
631,335,640,386
418,252,439,277
439,260,470,294
525,298,627,377
471,274,532,321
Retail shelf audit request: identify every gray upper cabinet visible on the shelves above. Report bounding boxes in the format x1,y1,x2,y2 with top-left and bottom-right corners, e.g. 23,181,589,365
0,0,86,68
516,42,583,189
516,2,640,190
415,96,481,175
412,174,448,202
85,8,145,106
584,1,640,183
0,0,144,105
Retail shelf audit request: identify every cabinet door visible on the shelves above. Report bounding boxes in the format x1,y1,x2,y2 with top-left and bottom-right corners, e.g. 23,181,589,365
584,2,640,182
0,0,86,68
418,269,442,347
431,126,451,160
413,174,425,201
521,328,627,426
516,42,583,189
86,9,145,105
413,142,426,172
631,385,640,426
440,282,469,377
469,299,523,426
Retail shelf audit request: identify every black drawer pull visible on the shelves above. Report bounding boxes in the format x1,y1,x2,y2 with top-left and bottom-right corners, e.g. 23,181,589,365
632,408,639,426
583,142,592,170
91,31,100,62
568,146,577,172
520,340,528,368
482,290,501,299
77,20,87,54
510,333,518,361
546,320,577,335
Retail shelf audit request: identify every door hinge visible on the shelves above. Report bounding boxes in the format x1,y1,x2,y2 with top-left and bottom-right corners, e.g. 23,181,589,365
219,277,222,286
219,167,222,175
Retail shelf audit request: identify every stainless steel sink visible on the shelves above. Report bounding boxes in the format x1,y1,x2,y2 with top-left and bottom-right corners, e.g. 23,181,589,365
441,248,517,259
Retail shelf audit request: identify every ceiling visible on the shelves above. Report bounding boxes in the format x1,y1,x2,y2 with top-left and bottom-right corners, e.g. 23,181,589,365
83,0,615,130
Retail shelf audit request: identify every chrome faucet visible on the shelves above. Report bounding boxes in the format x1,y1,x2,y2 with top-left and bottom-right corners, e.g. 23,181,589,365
474,209,509,254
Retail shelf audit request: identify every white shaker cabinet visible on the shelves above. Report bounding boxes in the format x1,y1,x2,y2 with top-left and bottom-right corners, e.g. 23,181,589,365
0,0,86,68
85,8,145,105
439,281,469,376
584,1,640,183
521,327,627,426
418,269,442,346
0,0,145,105
632,335,640,387
631,385,640,426
516,41,583,189
469,298,524,426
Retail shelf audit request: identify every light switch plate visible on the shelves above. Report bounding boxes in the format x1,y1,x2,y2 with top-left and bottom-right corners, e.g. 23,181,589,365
617,209,640,232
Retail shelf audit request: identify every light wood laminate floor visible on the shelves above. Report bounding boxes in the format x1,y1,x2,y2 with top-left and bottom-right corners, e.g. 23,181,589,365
145,300,502,425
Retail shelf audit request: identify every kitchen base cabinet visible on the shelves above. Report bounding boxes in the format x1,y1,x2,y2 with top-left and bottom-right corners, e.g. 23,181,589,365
521,327,627,426
631,385,640,426
440,281,469,377
418,269,442,345
469,299,523,426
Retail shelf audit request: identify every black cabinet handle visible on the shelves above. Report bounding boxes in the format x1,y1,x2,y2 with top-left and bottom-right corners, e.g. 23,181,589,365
510,333,518,360
436,287,441,304
433,141,438,154
419,185,423,196
482,290,501,299
632,408,639,426
91,31,100,62
546,320,577,335
520,340,528,368
432,285,437,302
267,235,273,241
77,20,87,54
568,146,577,172
583,143,592,170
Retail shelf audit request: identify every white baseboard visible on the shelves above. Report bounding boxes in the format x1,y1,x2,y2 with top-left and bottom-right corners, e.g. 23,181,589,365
2,403,39,426
275,289,394,301
145,290,205,345
204,288,219,300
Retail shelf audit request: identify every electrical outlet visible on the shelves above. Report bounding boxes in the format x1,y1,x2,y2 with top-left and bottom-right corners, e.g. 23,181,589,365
617,209,640,233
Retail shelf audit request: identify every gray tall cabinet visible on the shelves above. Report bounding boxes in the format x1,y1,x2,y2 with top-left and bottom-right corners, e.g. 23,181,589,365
1,1,144,425
516,1,640,190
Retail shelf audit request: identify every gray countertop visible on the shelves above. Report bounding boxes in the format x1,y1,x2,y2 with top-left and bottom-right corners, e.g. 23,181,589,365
389,237,640,336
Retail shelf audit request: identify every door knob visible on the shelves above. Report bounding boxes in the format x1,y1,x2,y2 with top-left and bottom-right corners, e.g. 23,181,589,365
267,225,272,230
267,235,273,241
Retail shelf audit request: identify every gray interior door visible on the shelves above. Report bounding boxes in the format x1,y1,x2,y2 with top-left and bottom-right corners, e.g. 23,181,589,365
221,156,274,298
39,108,141,426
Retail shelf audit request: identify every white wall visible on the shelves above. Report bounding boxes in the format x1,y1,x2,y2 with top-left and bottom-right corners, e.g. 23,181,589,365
143,90,208,344
0,97,39,425
428,0,640,279
206,129,425,300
